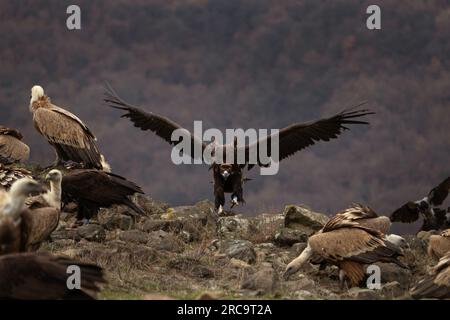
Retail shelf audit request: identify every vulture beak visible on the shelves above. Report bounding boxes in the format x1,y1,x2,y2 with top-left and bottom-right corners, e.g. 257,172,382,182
222,171,230,179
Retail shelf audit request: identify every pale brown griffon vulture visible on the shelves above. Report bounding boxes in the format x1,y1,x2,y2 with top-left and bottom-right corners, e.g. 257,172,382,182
428,229,450,260
411,253,450,299
0,252,106,299
0,126,30,164
0,164,32,190
283,208,407,289
0,178,60,254
29,85,110,171
104,85,374,214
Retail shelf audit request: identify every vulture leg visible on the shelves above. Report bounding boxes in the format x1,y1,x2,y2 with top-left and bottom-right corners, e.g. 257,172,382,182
339,269,349,291
214,185,225,214
230,174,244,208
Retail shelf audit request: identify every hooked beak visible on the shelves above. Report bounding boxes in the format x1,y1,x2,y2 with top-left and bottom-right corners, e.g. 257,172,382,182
222,171,230,179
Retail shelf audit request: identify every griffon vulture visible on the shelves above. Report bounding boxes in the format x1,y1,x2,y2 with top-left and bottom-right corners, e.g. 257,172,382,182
29,85,110,171
0,252,105,299
427,229,450,260
410,253,450,299
26,169,62,210
61,169,145,226
104,85,373,214
0,178,59,254
391,177,450,232
283,212,407,289
0,164,32,190
0,126,30,164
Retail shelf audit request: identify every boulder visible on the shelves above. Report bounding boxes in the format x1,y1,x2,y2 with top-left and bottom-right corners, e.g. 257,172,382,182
274,228,308,247
104,214,134,231
380,281,404,299
148,230,184,253
241,264,277,294
377,263,412,289
283,205,329,235
217,215,251,239
77,224,106,242
220,239,257,264
119,230,149,244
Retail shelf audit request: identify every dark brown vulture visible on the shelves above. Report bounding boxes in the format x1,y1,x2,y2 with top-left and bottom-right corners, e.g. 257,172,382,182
0,252,105,299
104,85,373,214
0,126,30,164
283,208,407,289
61,169,145,226
391,177,450,232
411,253,450,299
29,85,110,171
0,178,59,254
0,164,32,190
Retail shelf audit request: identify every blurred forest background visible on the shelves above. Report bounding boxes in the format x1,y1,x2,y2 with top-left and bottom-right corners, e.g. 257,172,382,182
0,0,449,227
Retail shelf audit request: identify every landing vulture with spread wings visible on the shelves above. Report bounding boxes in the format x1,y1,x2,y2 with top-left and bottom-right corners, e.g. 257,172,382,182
391,177,450,232
104,85,373,213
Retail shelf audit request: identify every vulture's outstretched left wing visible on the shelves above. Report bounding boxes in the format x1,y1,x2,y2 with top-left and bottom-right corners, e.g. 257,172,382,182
240,104,374,170
104,84,207,161
428,177,450,206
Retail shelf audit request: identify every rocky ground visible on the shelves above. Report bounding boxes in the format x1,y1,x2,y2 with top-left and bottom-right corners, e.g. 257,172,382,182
40,196,437,300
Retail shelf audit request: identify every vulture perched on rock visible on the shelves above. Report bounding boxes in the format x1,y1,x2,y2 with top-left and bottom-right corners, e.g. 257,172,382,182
0,252,105,299
283,206,407,289
29,85,110,171
0,178,59,254
61,169,145,226
104,85,374,214
427,229,450,260
0,126,30,164
411,253,450,299
0,164,32,190
391,177,450,232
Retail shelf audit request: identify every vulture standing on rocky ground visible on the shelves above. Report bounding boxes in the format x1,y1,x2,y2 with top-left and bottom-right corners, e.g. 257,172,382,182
104,85,374,214
427,229,450,260
0,126,30,164
391,177,450,232
0,164,32,190
61,169,145,226
410,253,450,299
283,208,407,289
0,252,105,299
0,178,59,254
29,85,110,171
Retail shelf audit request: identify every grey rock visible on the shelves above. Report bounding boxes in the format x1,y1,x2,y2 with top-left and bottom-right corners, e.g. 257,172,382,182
274,227,308,246
217,216,250,239
119,230,149,244
104,214,134,231
149,230,184,253
221,240,257,264
77,224,106,242
142,219,183,233
283,205,328,235
241,266,277,294
377,263,412,289
381,281,404,299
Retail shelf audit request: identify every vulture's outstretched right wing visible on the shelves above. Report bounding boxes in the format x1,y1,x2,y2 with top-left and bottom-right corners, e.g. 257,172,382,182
104,84,207,161
390,202,420,223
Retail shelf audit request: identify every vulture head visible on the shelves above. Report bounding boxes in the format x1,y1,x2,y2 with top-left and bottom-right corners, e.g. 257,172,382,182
45,169,62,183
283,244,313,280
30,85,45,107
2,178,46,218
386,234,409,249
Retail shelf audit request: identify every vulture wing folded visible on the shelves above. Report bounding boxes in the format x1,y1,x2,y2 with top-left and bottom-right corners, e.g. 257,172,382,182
411,253,450,299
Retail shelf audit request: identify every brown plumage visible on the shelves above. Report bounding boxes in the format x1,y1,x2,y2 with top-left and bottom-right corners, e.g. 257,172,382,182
104,85,373,211
411,253,450,299
0,178,59,254
29,85,105,170
428,229,450,260
0,164,32,190
283,210,406,287
61,169,145,224
326,203,391,234
0,252,105,299
0,126,30,164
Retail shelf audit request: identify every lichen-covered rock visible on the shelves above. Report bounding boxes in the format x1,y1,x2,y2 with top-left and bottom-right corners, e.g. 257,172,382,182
377,263,412,289
148,230,185,253
283,205,329,235
217,215,251,239
241,264,277,294
119,230,149,244
104,214,134,231
77,224,106,242
220,239,257,264
274,227,308,247
141,219,183,233
381,281,404,299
